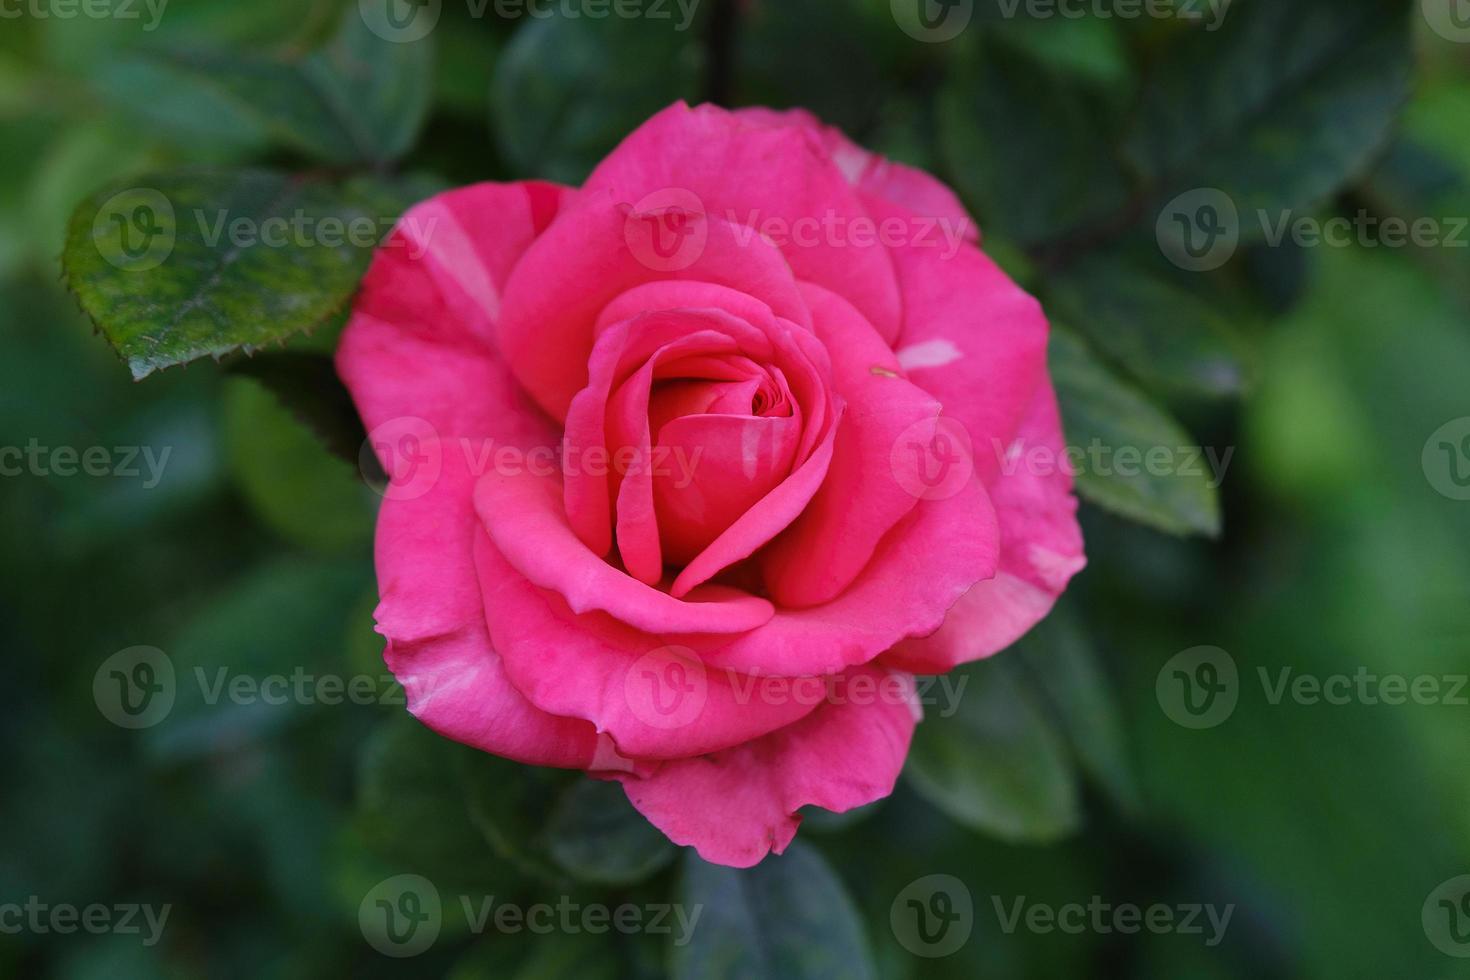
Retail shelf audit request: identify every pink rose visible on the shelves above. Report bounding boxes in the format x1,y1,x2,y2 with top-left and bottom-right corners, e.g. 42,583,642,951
338,102,1085,868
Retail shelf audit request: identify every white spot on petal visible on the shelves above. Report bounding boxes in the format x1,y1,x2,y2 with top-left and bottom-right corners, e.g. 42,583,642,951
896,339,962,371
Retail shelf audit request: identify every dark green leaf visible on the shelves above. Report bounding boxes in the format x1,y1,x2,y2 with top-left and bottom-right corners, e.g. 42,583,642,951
491,13,702,183
1014,607,1141,814
673,842,875,980
545,778,676,887
905,657,1081,843
1125,0,1412,225
137,7,433,165
63,170,418,379
1046,252,1252,399
939,38,1132,247
229,350,369,465
221,378,375,552
355,714,523,894
461,752,576,884
1051,326,1223,537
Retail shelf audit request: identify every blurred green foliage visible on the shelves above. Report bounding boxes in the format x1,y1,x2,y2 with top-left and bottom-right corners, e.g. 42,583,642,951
2,0,1468,977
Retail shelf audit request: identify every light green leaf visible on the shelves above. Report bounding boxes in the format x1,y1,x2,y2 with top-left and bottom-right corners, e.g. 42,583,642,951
64,170,421,379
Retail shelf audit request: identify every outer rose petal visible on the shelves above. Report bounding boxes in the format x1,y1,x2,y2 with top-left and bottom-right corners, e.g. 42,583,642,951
582,102,903,343
868,194,1049,486
373,439,613,769
337,181,567,453
885,382,1086,673
605,665,920,868
732,106,978,243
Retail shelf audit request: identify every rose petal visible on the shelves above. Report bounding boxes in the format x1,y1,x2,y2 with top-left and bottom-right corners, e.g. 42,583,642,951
885,382,1086,673
338,181,567,455
474,466,775,636
472,530,818,760
734,106,978,244
373,439,609,769
760,283,941,607
685,470,1000,677
606,665,919,868
583,102,903,343
497,192,810,420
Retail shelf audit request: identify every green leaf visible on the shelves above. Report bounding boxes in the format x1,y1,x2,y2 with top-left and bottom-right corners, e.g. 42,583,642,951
460,753,575,885
229,351,369,465
939,37,1132,247
1125,0,1411,224
1050,326,1223,537
905,657,1081,843
63,170,419,379
673,842,875,980
221,377,375,552
544,778,676,887
354,714,523,895
138,6,433,165
491,12,702,184
1013,607,1141,815
1046,252,1252,399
